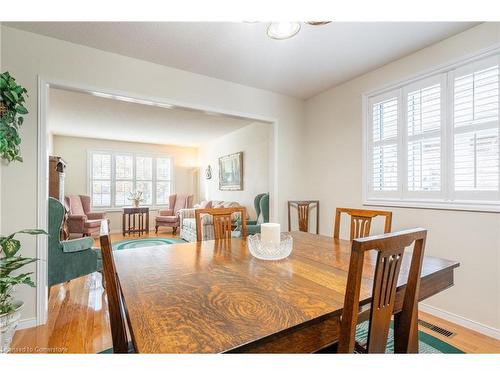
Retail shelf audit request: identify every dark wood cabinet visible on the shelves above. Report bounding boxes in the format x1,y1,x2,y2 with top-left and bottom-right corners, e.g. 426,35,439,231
49,156,67,202
49,156,68,239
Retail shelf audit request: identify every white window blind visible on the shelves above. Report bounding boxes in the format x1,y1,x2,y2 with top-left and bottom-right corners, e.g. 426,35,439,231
114,155,133,206
371,95,399,193
91,153,111,207
136,156,153,205
365,52,500,211
406,81,442,193
88,151,173,209
453,61,499,197
156,158,172,205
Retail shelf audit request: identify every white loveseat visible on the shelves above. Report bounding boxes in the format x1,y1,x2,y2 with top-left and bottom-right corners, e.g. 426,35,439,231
178,200,242,242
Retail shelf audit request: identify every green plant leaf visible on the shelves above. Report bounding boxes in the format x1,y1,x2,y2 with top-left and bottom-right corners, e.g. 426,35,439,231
17,229,48,235
16,105,28,115
3,91,15,103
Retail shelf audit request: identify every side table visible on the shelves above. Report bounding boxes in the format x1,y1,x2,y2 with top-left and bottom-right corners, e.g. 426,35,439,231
122,207,150,236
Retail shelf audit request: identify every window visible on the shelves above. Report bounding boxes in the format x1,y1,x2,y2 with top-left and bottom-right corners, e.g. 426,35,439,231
88,151,173,209
365,52,500,211
156,157,172,205
90,153,112,207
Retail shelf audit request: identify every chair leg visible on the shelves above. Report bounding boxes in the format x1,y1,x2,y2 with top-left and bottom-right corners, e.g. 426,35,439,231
155,225,159,234
172,227,177,235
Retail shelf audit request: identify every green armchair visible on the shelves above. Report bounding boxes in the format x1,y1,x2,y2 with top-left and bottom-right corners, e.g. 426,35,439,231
48,197,102,287
247,193,270,235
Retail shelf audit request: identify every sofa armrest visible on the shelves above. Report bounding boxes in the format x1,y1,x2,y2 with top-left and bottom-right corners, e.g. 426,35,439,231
87,212,105,220
62,237,94,253
178,208,195,222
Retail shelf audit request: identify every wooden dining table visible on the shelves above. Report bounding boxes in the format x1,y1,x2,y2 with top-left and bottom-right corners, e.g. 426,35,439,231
113,231,459,353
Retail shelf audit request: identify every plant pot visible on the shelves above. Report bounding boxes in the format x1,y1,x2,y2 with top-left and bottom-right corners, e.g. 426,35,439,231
133,200,140,208
0,300,23,353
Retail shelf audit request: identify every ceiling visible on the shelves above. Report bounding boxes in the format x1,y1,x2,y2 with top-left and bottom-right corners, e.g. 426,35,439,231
48,88,256,147
6,22,479,98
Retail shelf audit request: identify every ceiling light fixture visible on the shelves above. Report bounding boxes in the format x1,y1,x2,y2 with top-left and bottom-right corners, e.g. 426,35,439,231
267,22,301,40
266,21,331,41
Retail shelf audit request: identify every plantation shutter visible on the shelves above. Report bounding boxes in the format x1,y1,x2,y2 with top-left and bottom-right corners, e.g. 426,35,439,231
368,91,400,196
405,77,443,195
453,56,499,199
91,152,112,207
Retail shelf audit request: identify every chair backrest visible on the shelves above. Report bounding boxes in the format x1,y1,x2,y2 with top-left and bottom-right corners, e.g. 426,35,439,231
338,228,427,353
173,194,194,213
287,200,320,234
79,195,92,214
259,194,270,224
253,193,266,220
65,195,85,215
48,197,64,256
334,208,392,240
195,207,247,242
99,222,131,353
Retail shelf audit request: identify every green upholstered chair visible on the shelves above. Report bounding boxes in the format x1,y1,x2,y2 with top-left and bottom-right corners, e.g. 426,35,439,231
247,193,270,235
48,197,102,287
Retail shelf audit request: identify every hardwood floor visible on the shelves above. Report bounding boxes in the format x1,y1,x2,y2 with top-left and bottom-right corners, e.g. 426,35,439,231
10,231,500,354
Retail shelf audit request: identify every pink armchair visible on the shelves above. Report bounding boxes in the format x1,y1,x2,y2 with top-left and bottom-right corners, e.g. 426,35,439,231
65,195,109,237
155,194,194,234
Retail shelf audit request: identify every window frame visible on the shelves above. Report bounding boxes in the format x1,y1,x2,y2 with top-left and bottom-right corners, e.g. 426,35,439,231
362,47,500,213
87,149,175,210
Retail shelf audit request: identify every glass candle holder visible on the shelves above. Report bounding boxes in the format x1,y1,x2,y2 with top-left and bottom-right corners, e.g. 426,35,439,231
247,233,293,260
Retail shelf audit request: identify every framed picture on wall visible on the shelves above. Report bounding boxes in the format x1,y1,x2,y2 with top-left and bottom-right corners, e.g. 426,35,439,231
219,152,243,191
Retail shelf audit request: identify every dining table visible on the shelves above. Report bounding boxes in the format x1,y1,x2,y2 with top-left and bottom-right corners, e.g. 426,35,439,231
113,231,460,353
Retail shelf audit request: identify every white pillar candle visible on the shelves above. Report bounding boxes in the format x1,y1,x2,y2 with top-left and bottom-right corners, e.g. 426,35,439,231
261,223,281,244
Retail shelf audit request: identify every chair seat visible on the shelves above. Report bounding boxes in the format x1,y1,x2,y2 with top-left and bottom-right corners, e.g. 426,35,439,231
156,215,178,223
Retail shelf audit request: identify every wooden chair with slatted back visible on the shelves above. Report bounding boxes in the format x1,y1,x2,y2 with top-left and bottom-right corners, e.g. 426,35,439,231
195,207,247,242
99,221,134,353
287,200,319,234
337,228,427,353
334,208,392,240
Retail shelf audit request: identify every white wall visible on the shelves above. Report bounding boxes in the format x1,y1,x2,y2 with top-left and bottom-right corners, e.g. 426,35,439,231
198,122,271,219
52,135,198,233
0,26,304,324
304,23,500,333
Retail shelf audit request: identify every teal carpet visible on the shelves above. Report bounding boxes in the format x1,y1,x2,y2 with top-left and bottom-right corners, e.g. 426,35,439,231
112,237,187,250
355,321,464,353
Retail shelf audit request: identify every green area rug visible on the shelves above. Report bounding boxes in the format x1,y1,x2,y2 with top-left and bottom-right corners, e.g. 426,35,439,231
112,237,187,250
355,321,464,353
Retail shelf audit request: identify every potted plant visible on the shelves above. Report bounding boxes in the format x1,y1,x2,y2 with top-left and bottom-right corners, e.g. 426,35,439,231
127,190,144,208
0,71,29,163
0,229,47,353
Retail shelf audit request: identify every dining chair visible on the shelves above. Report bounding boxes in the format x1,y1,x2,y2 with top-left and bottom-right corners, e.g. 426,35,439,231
334,208,392,240
195,207,247,242
337,228,427,353
99,222,135,353
287,200,319,234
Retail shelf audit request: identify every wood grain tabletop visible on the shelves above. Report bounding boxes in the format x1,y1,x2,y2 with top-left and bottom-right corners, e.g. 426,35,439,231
113,231,459,353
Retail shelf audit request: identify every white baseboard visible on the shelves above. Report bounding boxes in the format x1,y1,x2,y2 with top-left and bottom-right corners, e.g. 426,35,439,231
16,317,37,330
420,303,500,340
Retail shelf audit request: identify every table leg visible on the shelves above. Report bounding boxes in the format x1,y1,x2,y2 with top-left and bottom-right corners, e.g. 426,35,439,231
146,211,149,235
122,213,126,236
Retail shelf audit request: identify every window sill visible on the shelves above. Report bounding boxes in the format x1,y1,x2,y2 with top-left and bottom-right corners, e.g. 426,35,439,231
363,199,500,213
91,206,167,213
